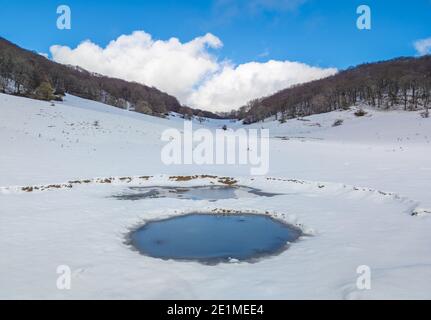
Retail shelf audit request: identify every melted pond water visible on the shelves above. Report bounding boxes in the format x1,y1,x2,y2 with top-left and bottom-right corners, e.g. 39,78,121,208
113,185,281,201
129,214,301,263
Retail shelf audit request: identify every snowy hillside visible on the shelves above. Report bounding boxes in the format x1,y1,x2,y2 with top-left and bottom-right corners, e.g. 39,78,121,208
1,93,431,299
0,93,229,186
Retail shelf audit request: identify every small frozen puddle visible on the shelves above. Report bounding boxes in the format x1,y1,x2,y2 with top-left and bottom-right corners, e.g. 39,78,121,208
129,214,301,263
113,185,281,201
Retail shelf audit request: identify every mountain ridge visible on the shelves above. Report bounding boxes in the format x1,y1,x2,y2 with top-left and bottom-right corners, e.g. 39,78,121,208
0,37,221,119
236,55,431,123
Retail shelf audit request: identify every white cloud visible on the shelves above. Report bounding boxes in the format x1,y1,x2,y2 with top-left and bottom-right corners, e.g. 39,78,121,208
38,52,49,59
414,37,431,56
50,30,337,112
189,60,337,112
51,31,222,104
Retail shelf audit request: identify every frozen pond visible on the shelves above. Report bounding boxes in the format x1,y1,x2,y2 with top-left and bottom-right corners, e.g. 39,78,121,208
129,214,302,263
113,185,281,201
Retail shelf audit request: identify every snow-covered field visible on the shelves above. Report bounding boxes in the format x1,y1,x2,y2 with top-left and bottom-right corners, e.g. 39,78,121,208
1,93,430,299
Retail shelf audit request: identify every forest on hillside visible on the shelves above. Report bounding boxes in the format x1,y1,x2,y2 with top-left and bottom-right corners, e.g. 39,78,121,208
2,36,430,123
0,37,219,119
235,56,431,123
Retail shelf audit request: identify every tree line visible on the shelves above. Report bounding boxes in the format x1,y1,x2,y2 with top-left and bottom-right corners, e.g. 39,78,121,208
0,37,219,119
233,56,431,123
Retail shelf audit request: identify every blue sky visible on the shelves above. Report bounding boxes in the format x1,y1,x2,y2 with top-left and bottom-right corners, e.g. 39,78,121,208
1,0,429,68
0,0,430,110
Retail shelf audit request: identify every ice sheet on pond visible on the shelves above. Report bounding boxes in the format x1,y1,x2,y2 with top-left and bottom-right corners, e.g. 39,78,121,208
112,185,283,201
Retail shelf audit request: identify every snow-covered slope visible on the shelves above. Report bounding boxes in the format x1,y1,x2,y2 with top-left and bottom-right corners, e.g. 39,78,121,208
245,106,431,211
1,93,431,299
0,93,237,186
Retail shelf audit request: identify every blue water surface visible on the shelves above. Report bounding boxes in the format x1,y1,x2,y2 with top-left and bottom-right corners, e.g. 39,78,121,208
130,214,301,263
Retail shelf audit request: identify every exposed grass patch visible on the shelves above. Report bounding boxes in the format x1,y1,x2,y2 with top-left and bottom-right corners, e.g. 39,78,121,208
218,177,238,185
354,109,367,117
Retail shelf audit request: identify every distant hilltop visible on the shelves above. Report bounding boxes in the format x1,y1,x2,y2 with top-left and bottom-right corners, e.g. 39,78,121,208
235,56,431,124
0,37,221,119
